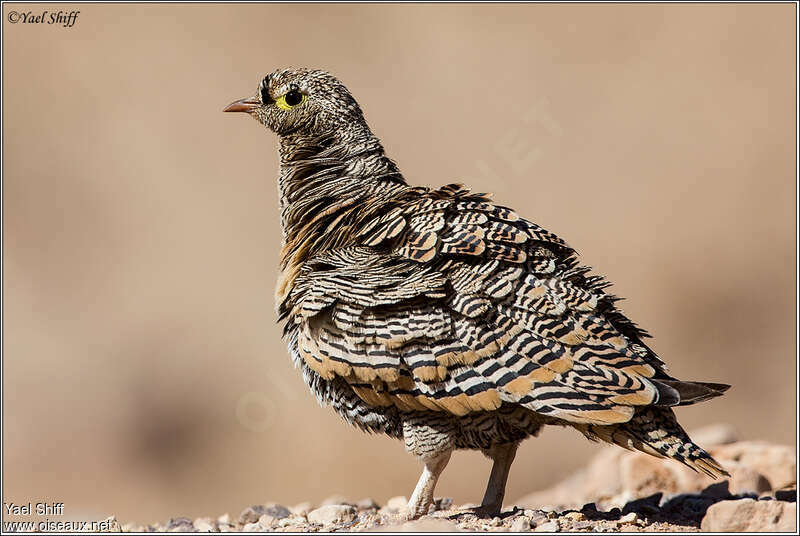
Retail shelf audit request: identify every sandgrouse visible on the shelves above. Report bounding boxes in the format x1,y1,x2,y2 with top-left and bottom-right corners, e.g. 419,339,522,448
224,68,730,519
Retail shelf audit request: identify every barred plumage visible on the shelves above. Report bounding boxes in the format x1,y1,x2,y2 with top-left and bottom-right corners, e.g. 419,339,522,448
225,68,731,518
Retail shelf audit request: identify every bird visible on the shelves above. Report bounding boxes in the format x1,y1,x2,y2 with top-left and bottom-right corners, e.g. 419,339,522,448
224,68,731,519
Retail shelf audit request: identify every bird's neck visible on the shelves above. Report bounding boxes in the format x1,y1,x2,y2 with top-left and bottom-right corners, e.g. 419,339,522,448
274,127,407,276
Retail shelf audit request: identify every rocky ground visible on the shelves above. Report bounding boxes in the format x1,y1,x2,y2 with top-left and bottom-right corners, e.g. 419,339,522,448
112,425,794,532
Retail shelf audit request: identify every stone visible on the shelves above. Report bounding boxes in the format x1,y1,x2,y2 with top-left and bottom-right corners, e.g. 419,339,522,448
618,512,638,524
290,502,312,517
729,466,772,495
239,505,268,524
217,513,230,524
434,497,454,511
193,517,214,532
563,511,585,521
384,495,409,513
511,517,531,531
620,454,680,498
307,504,357,525
701,498,796,532
166,517,194,532
257,514,276,528
534,520,559,532
321,494,352,506
712,441,796,490
262,504,291,519
357,498,379,511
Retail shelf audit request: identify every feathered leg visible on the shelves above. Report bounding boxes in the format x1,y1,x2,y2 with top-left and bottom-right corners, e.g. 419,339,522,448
403,414,456,519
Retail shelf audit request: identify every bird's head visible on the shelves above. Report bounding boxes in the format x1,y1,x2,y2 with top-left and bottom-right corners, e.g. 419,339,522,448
224,68,367,137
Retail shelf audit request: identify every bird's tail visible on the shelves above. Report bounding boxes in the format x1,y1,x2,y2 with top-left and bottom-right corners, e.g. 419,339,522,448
652,379,731,407
575,406,729,478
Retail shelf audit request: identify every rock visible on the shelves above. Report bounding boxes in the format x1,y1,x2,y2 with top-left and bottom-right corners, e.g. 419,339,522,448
701,498,796,531
217,513,230,524
383,495,409,513
534,520,559,532
166,517,194,532
510,517,531,531
434,497,454,511
307,504,357,525
618,512,638,524
321,494,352,506
729,466,772,495
563,511,584,521
290,502,312,516
712,441,796,490
569,521,593,530
356,498,379,511
381,518,460,532
620,453,681,498
690,423,739,447
239,505,268,524
193,517,214,532
262,504,291,519
242,521,261,532
257,514,276,529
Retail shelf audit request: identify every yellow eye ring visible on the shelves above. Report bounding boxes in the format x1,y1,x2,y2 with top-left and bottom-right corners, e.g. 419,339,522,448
275,90,307,110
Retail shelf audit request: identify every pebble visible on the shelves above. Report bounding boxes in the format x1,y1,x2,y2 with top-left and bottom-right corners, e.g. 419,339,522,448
384,495,409,513
510,517,531,531
193,517,215,532
166,517,194,532
307,504,357,525
290,502,312,516
534,520,559,532
321,494,351,506
357,497,379,510
434,497,454,511
258,514,276,528
263,504,291,519
564,511,585,521
618,512,638,524
239,505,268,524
701,498,796,532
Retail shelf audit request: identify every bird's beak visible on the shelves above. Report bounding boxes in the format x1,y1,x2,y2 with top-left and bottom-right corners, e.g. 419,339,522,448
223,96,261,113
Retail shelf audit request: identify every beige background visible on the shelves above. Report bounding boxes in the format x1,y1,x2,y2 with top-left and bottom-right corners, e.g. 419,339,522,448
2,3,796,526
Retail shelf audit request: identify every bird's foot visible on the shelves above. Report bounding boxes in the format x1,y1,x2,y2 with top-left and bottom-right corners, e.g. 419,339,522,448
405,499,434,520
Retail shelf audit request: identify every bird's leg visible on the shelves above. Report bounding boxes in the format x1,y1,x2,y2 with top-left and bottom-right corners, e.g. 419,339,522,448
407,449,452,519
476,442,519,517
403,414,456,519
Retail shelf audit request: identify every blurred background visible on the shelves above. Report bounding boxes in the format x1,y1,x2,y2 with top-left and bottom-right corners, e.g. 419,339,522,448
2,3,796,526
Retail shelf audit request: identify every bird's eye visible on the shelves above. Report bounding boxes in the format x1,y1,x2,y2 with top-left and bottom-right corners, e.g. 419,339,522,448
275,85,307,110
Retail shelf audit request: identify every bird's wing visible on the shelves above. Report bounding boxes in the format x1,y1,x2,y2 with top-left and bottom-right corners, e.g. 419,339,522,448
285,184,711,425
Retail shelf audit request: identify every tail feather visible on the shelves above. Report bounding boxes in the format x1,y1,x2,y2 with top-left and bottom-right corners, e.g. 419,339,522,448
654,380,731,407
576,406,730,479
